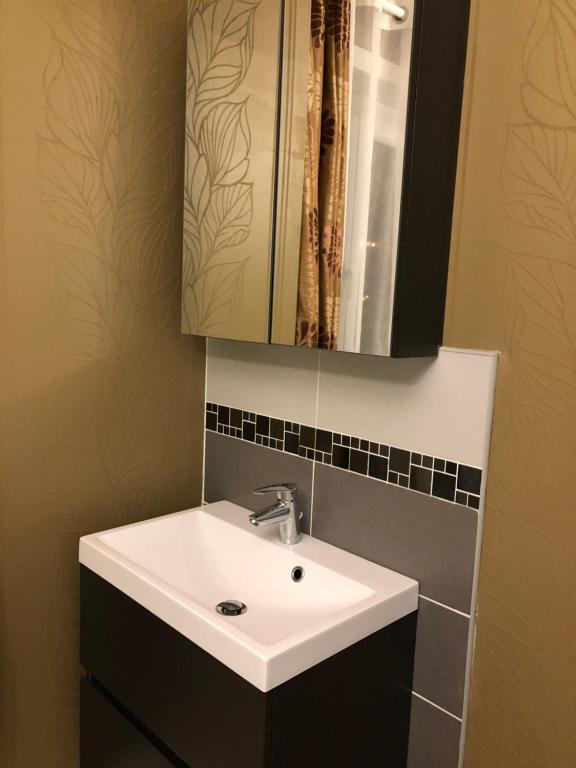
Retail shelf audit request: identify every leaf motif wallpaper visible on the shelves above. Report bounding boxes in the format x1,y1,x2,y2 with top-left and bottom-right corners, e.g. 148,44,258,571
0,1,205,766
445,0,576,765
182,0,282,342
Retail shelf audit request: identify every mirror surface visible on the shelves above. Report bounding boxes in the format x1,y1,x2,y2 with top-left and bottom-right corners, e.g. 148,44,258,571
182,0,464,358
339,2,414,355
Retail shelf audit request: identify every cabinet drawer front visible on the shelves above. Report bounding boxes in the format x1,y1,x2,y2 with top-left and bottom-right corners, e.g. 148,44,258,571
81,679,176,768
80,567,269,768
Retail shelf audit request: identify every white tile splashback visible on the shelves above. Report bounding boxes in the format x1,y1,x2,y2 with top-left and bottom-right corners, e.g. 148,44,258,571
206,341,498,470
317,347,498,468
207,340,319,426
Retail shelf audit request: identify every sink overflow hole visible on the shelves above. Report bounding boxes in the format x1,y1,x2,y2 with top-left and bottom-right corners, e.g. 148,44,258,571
216,600,247,617
291,566,305,582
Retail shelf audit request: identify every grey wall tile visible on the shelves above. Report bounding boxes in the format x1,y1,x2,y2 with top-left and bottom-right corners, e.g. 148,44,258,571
407,696,461,768
311,464,478,613
205,432,313,533
413,599,469,717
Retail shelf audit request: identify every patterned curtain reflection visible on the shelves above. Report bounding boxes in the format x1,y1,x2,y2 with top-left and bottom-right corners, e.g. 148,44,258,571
296,0,350,349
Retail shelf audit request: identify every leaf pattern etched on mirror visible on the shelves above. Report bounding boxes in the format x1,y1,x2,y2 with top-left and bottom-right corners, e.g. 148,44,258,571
182,0,275,339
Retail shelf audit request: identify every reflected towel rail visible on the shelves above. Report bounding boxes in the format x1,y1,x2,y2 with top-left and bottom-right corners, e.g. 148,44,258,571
356,0,407,22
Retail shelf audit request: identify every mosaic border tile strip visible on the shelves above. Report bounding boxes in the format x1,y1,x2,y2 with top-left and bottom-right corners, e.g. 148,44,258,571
206,403,482,510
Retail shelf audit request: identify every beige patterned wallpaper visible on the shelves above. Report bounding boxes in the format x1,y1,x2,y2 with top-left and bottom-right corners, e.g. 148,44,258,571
0,1,205,766
445,0,576,765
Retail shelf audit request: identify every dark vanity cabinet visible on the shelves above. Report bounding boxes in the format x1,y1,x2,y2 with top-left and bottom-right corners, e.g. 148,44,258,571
80,567,417,767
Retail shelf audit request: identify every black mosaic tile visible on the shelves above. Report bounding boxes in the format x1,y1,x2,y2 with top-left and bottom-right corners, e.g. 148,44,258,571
350,449,368,475
332,445,350,470
410,465,432,495
285,432,299,455
432,472,456,502
300,425,316,449
390,448,410,475
242,421,255,442
270,418,284,440
467,494,480,510
205,403,483,510
368,454,388,481
457,465,482,496
230,408,242,428
256,415,270,436
316,429,333,453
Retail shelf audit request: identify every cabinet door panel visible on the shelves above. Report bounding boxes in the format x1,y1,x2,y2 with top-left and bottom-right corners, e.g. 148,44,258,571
80,567,269,768
182,0,282,343
80,679,176,768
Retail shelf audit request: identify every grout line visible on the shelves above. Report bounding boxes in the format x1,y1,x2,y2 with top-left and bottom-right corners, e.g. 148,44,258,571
419,594,471,619
412,692,463,723
201,340,208,505
308,351,321,536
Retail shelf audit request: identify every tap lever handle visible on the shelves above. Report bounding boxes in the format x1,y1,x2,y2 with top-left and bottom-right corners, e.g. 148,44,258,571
253,483,297,501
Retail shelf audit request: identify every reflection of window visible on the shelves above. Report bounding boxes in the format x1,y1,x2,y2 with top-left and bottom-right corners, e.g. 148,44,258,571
339,1,413,353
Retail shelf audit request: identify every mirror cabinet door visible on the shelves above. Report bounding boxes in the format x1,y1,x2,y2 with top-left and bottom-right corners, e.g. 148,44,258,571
338,1,414,355
182,0,470,357
182,0,283,343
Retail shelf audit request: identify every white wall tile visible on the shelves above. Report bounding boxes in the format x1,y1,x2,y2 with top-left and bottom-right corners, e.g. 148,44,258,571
317,347,498,468
206,339,319,425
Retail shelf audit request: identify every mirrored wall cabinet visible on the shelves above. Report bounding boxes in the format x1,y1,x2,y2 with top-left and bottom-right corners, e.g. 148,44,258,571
182,0,470,357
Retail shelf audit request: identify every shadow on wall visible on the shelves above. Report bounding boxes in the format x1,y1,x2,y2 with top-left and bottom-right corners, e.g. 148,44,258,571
0,1,205,766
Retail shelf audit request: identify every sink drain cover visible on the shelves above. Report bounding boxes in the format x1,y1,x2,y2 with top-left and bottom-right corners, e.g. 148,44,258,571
216,600,247,617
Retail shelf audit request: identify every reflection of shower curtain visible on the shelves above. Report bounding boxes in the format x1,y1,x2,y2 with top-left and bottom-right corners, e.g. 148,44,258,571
295,0,350,349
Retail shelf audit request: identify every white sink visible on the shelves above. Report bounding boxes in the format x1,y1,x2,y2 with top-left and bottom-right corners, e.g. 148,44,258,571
79,501,418,691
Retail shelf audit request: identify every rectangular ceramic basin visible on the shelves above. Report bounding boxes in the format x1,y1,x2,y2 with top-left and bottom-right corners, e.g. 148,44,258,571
79,501,418,691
